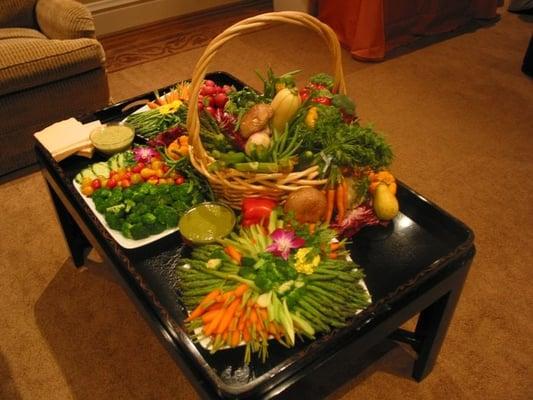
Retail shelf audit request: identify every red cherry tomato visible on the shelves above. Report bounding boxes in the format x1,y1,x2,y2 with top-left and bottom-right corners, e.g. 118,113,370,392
121,179,131,188
131,163,144,173
91,179,101,190
174,176,185,185
204,79,216,87
106,178,117,189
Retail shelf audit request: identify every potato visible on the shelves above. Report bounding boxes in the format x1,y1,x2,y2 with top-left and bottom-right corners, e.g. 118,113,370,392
284,187,327,223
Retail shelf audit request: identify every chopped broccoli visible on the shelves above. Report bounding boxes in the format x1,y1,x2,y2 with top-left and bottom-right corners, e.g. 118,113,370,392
105,212,125,230
154,205,179,227
130,223,150,240
141,212,157,225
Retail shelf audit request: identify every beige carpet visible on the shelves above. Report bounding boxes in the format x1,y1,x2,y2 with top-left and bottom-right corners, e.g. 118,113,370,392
1,5,532,400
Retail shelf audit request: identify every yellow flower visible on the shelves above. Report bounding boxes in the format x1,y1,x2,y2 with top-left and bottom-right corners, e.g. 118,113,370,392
158,100,182,115
294,248,321,275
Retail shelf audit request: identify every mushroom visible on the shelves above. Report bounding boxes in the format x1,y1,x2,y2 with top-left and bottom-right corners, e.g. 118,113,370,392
239,103,273,138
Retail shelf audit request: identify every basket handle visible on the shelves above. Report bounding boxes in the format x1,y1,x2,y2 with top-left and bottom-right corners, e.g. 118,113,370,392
186,11,346,162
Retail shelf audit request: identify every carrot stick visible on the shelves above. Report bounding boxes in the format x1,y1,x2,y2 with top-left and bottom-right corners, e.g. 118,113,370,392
336,181,346,222
234,283,249,298
308,223,316,234
242,325,251,342
325,187,335,224
216,300,240,335
231,330,241,347
330,242,342,252
146,101,158,109
185,288,221,321
201,308,223,324
224,245,242,264
203,309,224,336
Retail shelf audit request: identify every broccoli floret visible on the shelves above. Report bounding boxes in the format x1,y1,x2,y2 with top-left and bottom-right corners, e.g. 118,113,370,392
121,222,134,238
124,199,135,213
105,212,125,230
130,223,150,240
154,205,179,227
106,203,125,216
141,213,157,225
126,213,142,224
147,221,166,235
107,188,123,207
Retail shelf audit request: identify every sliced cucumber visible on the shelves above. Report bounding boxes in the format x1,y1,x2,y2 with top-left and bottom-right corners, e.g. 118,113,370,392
117,153,125,168
108,156,119,171
91,162,111,178
80,168,97,181
74,172,83,184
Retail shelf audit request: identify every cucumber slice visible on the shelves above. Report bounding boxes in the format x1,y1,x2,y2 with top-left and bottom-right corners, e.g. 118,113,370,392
91,162,111,178
108,156,119,171
80,168,97,181
117,153,125,168
74,172,83,184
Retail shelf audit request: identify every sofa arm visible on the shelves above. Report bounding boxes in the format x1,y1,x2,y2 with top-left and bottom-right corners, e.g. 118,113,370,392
35,0,96,39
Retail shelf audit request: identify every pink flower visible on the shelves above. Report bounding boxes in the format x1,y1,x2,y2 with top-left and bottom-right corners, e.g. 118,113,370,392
266,229,305,260
133,146,158,163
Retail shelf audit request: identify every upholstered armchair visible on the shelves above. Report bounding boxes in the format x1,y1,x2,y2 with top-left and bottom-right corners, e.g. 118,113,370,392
0,0,110,176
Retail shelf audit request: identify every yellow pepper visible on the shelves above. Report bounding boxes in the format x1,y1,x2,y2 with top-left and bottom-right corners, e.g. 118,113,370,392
305,106,318,128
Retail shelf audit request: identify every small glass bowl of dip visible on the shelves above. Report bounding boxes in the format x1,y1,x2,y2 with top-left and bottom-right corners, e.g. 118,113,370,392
179,202,236,245
90,122,135,155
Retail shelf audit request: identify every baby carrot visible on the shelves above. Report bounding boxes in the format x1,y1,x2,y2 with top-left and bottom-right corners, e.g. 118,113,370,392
336,181,346,222
185,288,221,321
203,309,224,336
325,187,335,224
224,245,242,264
234,283,249,298
216,300,240,335
231,330,241,347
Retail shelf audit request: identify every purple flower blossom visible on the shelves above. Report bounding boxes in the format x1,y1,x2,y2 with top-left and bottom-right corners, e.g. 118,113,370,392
266,229,305,260
133,146,158,163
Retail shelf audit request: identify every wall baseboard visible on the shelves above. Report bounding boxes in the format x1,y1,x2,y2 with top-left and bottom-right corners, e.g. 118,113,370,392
88,0,244,37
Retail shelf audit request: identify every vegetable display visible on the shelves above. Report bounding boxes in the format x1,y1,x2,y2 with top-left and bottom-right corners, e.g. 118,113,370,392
177,207,370,363
73,68,401,364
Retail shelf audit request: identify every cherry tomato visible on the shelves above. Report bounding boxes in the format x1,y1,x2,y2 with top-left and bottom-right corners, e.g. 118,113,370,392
120,179,131,188
81,185,94,196
147,177,159,185
140,168,156,179
175,176,185,185
106,178,117,189
130,173,143,184
204,79,216,87
90,179,101,190
155,169,164,178
131,163,144,173
151,160,162,170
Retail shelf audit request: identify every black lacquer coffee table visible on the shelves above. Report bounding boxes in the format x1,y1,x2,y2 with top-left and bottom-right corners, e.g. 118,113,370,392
35,72,475,399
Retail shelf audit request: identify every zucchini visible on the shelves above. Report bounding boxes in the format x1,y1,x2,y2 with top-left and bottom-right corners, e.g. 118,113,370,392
91,162,111,178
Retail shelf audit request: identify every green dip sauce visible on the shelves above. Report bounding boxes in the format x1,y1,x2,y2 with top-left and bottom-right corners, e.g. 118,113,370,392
179,202,235,244
90,123,134,154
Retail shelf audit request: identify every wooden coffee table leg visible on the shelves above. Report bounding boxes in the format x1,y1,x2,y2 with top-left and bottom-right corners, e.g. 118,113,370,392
47,182,90,267
411,263,470,381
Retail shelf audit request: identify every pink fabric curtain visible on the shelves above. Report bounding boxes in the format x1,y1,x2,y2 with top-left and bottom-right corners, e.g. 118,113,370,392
318,0,504,61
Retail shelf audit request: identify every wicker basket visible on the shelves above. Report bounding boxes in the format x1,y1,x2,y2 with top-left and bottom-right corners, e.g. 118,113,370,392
186,11,347,209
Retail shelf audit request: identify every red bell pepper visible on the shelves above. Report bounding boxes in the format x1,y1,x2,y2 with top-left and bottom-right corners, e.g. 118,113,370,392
241,197,277,227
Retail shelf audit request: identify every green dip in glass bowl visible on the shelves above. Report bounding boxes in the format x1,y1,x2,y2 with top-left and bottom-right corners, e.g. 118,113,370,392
90,122,135,155
179,202,236,244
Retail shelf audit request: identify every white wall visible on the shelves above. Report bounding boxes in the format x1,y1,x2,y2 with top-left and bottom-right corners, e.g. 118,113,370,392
87,0,242,36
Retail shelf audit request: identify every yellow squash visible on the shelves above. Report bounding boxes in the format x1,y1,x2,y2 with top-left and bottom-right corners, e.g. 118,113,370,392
270,88,301,134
